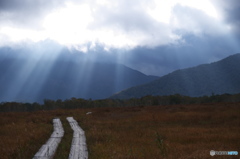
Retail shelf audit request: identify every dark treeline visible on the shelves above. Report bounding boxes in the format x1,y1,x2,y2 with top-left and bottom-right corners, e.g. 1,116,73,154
1,93,240,112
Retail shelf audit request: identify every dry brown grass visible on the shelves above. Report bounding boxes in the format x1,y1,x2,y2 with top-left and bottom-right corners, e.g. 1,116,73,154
0,111,53,159
0,103,239,159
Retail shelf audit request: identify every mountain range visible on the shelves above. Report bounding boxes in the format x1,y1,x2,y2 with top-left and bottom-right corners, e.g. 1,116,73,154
0,51,158,103
1,48,239,103
111,53,240,99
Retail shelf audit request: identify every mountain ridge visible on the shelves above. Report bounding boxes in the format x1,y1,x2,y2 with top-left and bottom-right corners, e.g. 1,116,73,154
0,53,158,103
111,53,240,99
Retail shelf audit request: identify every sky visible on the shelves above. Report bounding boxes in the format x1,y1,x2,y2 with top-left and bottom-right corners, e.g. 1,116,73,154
0,0,240,76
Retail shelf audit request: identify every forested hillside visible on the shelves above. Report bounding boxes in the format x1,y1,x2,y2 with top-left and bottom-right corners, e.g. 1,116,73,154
111,53,240,99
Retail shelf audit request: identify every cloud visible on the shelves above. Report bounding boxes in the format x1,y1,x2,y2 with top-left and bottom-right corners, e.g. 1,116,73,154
87,0,178,48
211,0,240,35
0,0,60,29
171,4,230,36
1,0,227,48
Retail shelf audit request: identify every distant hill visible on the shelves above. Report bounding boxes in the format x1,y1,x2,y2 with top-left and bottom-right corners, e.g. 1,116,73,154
0,53,158,103
111,53,240,99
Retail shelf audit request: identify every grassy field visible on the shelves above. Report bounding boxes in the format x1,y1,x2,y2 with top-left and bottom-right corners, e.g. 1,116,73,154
0,102,239,159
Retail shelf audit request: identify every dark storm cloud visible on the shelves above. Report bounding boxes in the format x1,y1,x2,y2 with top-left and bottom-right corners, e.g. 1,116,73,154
211,0,240,35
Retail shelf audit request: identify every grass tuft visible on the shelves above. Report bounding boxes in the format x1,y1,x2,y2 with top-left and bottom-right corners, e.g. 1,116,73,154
155,132,168,158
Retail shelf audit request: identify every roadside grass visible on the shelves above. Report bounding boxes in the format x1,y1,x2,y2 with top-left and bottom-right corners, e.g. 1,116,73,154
53,116,73,159
0,102,239,159
0,111,53,159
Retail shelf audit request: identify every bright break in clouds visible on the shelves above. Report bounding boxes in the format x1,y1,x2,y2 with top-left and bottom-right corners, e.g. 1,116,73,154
0,0,234,50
